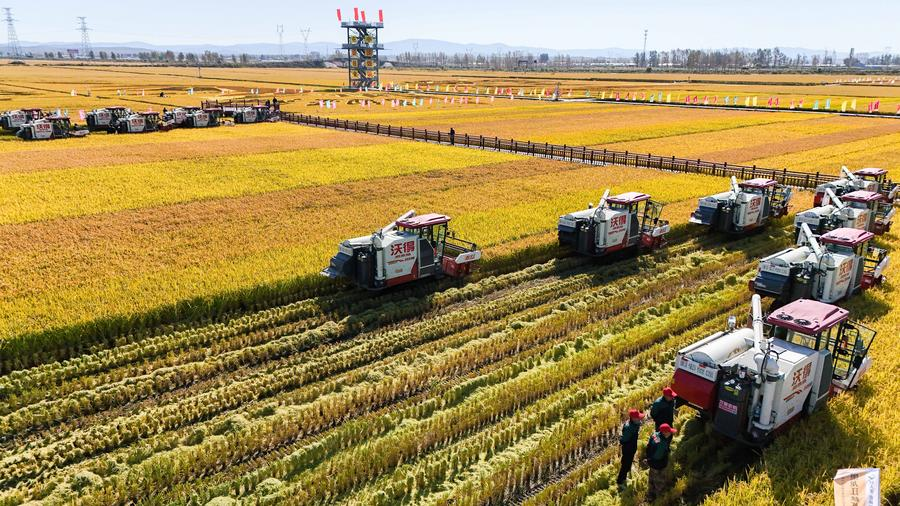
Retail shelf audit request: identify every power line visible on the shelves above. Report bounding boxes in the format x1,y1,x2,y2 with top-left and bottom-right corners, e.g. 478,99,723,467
3,7,21,58
77,16,92,58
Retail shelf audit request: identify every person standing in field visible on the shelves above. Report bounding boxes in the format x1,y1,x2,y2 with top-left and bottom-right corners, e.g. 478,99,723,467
650,387,677,430
449,127,455,145
617,408,644,488
645,423,677,502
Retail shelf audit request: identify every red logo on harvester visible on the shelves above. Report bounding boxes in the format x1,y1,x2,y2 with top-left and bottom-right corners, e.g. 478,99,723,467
390,241,416,256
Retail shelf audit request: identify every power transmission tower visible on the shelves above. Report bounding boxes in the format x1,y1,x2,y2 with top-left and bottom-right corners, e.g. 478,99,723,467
641,29,648,67
77,16,92,58
299,27,311,59
277,24,284,59
3,7,21,58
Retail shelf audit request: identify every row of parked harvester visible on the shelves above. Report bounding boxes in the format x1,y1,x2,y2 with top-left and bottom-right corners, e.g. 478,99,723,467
322,165,896,446
0,101,277,140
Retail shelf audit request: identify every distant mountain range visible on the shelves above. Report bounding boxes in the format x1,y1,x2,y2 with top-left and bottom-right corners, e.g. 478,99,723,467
18,39,859,59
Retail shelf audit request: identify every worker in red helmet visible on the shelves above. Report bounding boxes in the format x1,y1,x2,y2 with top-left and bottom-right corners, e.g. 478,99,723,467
645,423,678,502
650,386,678,430
617,408,645,488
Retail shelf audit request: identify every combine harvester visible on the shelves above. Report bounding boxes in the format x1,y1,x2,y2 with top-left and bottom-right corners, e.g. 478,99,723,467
234,105,272,124
751,224,888,304
85,106,131,132
16,115,88,140
1,108,43,132
673,294,875,445
322,210,481,290
112,112,161,134
794,188,894,238
557,190,670,256
813,166,898,206
690,177,792,234
183,108,222,128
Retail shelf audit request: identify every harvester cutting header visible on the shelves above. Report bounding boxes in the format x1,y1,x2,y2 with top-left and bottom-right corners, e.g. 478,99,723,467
690,177,792,234
673,294,875,445
558,190,670,257
322,210,480,290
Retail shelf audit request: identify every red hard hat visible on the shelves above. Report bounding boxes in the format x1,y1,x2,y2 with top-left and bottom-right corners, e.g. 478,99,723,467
628,409,645,420
663,387,678,398
659,423,678,434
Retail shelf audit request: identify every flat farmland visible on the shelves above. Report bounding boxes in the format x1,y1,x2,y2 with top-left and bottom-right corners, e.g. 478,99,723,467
0,64,897,505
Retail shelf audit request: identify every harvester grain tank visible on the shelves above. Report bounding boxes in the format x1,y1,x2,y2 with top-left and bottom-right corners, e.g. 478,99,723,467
558,190,670,256
322,211,481,290
16,115,88,140
689,177,792,234
813,166,898,206
673,294,874,445
85,106,131,132
751,224,888,303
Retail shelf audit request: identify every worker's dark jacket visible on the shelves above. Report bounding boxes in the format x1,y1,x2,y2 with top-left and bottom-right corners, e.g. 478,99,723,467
650,396,675,427
645,432,672,469
619,420,640,448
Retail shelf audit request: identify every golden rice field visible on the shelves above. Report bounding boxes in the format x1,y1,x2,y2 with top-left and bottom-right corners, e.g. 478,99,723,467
0,64,897,506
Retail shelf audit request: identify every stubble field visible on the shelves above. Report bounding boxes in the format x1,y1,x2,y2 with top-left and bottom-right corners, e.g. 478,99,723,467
0,64,897,505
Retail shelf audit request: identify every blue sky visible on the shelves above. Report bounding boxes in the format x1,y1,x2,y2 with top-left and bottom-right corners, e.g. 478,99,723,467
7,0,899,51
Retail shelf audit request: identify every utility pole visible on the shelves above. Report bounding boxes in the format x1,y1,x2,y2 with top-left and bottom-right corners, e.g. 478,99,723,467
277,24,284,60
77,17,92,59
641,29,648,67
3,7,21,58
299,27,311,60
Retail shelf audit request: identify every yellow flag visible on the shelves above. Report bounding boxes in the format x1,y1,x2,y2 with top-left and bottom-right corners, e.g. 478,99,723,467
841,101,848,112
666,93,671,103
601,91,606,99
752,97,758,107
851,99,857,110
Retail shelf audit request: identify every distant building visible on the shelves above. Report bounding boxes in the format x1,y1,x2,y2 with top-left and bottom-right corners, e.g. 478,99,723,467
539,53,550,63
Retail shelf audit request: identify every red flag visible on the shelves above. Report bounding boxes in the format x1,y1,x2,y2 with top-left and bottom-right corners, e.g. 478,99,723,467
693,95,698,104
767,97,773,107
354,7,359,21
875,100,880,111
336,9,342,21
378,9,384,22
684,95,690,104
361,10,366,22
775,97,780,106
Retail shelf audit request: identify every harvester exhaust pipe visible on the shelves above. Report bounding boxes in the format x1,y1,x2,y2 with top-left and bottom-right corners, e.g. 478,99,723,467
751,294,779,430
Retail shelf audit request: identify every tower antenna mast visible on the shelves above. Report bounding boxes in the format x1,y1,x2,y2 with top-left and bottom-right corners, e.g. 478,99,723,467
277,24,284,59
77,16,92,58
3,7,21,58
641,29,648,67
299,27,311,59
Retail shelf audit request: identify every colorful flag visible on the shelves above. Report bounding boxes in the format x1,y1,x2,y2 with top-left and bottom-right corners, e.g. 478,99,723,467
666,93,671,103
70,89,76,96
725,96,731,105
813,100,820,110
752,97,758,107
798,99,803,108
319,100,324,108
78,110,86,120
825,99,831,109
851,99,857,110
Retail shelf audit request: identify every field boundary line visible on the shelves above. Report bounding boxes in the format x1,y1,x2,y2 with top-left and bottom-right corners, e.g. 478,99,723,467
277,111,837,189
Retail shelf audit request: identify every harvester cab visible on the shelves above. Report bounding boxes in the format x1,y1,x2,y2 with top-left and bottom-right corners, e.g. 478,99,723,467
86,106,131,132
690,177,792,234
854,168,898,204
793,188,872,239
184,108,222,128
557,190,670,256
16,115,87,140
752,223,888,304
322,211,481,290
673,294,875,445
841,190,894,235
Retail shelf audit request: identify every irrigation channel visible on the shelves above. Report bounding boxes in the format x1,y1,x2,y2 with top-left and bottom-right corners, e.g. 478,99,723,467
279,112,840,190
0,221,800,505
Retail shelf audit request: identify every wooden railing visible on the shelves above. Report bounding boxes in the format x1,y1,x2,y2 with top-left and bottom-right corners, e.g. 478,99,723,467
280,112,838,189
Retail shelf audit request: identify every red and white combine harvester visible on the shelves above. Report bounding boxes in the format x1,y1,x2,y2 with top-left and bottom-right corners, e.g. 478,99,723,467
322,211,481,290
557,190,670,256
16,115,89,140
673,294,875,445
690,177,792,234
85,106,131,132
794,188,894,238
752,224,888,304
813,166,898,206
1,108,42,132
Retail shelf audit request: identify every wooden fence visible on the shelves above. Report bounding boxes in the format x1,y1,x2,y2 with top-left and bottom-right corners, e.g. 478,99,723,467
280,112,837,189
